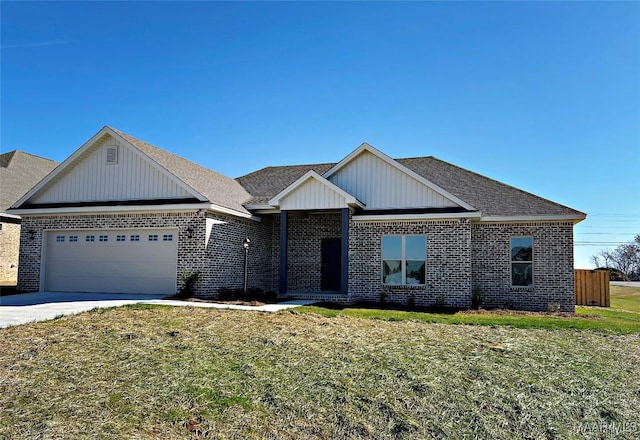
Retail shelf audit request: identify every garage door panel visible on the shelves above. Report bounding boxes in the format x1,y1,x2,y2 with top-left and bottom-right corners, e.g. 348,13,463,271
44,229,178,294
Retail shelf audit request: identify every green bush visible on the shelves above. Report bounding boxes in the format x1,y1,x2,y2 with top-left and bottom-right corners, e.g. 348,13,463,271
177,270,199,298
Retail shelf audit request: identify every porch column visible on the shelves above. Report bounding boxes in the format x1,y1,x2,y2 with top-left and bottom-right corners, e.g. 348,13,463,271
341,208,349,294
279,210,288,294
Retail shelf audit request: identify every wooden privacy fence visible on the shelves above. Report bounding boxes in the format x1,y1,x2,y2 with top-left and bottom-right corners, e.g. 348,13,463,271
575,269,610,307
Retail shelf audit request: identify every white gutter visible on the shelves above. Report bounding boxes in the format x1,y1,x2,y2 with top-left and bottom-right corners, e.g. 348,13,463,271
0,212,21,219
481,214,586,224
7,203,212,216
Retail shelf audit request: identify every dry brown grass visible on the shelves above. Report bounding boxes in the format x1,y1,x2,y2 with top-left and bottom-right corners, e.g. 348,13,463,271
1,305,639,439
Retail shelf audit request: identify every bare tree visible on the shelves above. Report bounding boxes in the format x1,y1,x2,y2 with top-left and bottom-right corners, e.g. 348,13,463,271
590,235,640,281
598,249,613,269
593,235,640,281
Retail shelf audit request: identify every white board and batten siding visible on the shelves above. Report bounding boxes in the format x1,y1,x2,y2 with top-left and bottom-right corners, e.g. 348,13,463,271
43,228,178,294
32,134,193,204
329,151,459,209
279,178,349,210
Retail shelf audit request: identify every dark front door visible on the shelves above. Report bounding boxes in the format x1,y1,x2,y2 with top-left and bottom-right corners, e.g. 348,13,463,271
321,237,342,291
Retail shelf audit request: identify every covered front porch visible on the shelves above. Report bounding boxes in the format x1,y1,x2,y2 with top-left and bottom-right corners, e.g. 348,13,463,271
277,209,350,296
268,170,363,298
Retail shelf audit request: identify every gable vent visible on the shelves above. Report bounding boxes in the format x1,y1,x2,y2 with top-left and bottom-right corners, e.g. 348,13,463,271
106,146,118,164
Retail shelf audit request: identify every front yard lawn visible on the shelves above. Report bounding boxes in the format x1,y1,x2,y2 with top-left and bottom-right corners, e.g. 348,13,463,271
1,304,639,439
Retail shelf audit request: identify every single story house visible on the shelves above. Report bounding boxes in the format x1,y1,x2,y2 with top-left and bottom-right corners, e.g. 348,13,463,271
9,126,585,311
0,150,58,283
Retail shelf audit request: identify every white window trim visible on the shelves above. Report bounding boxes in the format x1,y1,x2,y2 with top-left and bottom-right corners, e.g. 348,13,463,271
510,236,534,287
381,235,427,286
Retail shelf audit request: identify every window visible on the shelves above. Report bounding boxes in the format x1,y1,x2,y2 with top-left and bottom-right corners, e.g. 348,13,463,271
116,235,126,242
130,235,140,242
382,235,426,285
69,235,78,242
148,234,158,241
511,237,533,287
99,235,108,242
86,235,95,242
56,235,65,242
162,234,173,241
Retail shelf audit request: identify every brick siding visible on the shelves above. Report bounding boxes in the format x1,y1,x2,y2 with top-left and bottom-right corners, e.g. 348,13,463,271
16,210,576,312
349,218,472,307
471,221,575,312
203,212,273,297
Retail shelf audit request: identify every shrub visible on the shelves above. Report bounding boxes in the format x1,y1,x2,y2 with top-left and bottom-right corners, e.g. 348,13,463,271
407,292,416,309
178,271,199,298
217,287,277,303
471,287,486,309
547,302,561,313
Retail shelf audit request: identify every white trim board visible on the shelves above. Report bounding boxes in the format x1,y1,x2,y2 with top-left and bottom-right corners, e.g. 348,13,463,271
353,212,482,222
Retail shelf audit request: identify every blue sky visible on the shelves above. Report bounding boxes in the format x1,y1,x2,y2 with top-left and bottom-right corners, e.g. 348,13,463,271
2,1,639,268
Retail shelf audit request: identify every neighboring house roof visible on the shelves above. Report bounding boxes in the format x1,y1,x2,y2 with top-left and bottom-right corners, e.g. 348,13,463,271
237,156,584,218
0,150,58,213
111,128,253,216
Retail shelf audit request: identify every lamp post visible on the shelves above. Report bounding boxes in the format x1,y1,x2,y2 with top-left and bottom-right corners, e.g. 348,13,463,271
243,238,250,294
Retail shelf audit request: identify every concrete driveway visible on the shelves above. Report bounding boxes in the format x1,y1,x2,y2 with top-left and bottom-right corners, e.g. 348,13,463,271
0,292,315,328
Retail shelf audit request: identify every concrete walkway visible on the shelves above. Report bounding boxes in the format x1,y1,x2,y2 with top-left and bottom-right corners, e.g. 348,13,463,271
0,292,316,328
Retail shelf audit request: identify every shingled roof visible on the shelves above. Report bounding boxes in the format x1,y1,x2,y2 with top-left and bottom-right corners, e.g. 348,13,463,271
236,156,584,218
111,128,253,216
0,151,58,212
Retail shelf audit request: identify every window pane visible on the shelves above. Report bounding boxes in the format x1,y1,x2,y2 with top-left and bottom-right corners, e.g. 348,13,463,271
406,260,425,285
512,263,533,286
383,260,402,284
406,236,426,260
511,237,532,262
382,236,402,259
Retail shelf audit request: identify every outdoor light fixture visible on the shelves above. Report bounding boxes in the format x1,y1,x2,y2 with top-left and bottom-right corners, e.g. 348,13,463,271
186,226,194,239
243,238,251,294
27,229,36,240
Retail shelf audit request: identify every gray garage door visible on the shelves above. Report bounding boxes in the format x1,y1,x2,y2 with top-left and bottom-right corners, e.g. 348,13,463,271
44,228,178,294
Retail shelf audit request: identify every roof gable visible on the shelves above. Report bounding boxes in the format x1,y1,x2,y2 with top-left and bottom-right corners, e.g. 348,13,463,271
112,128,252,215
13,127,253,217
269,171,363,210
14,128,204,208
324,143,475,210
236,149,584,220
